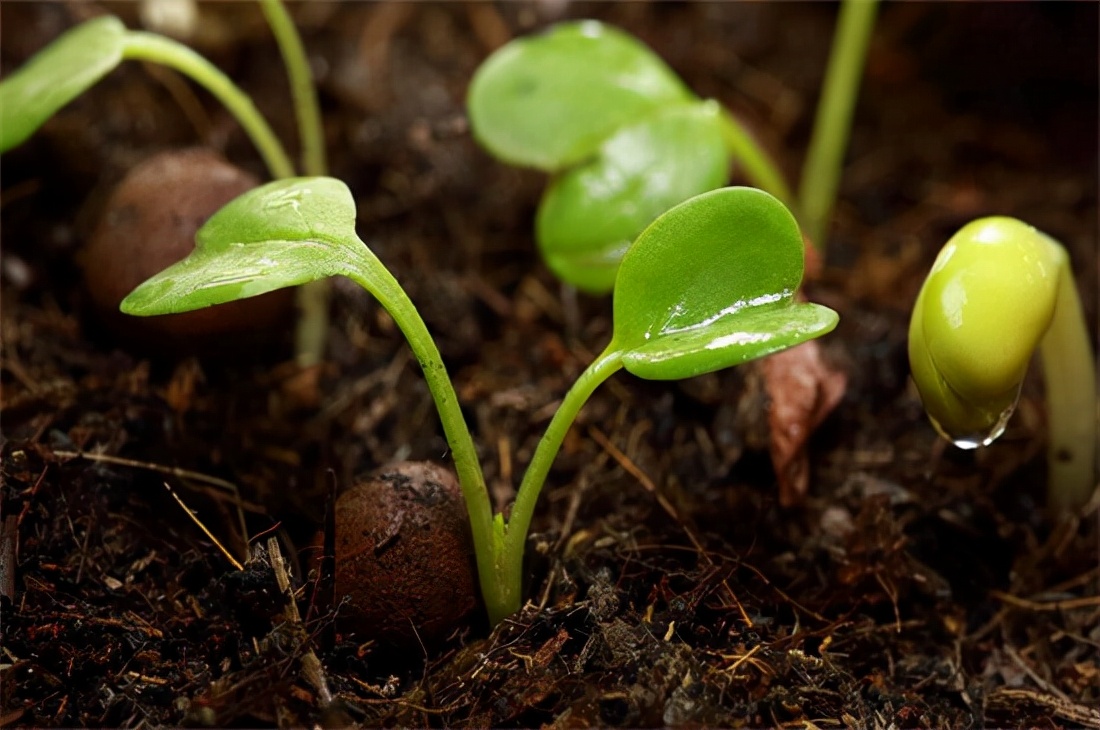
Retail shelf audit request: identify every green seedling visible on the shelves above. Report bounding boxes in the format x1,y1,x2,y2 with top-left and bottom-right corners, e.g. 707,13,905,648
908,217,1097,512
120,180,838,624
468,20,784,294
0,15,291,176
467,2,878,292
0,2,330,365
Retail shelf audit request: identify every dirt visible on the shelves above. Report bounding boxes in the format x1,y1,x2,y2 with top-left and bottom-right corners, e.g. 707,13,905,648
2,3,1097,728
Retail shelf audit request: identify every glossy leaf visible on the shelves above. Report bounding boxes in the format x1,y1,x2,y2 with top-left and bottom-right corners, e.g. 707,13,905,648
611,187,838,380
121,177,358,315
467,20,692,171
536,101,730,294
0,17,127,152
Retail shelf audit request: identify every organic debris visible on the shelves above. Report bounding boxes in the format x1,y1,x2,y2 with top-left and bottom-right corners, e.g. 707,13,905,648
2,3,1096,728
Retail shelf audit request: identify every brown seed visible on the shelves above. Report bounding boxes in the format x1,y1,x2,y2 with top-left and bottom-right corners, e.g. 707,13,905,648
81,148,293,351
330,461,479,646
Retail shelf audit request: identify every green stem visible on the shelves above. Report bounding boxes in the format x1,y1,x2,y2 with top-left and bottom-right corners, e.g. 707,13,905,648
122,31,295,180
797,0,879,249
1038,255,1097,512
258,0,327,177
339,246,498,612
491,345,624,624
292,279,330,367
337,238,629,624
257,0,331,368
717,108,793,206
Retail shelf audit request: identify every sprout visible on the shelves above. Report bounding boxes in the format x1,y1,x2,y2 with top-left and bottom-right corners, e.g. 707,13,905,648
0,16,292,177
0,3,330,365
467,19,790,294
908,217,1097,511
121,178,838,624
466,2,880,292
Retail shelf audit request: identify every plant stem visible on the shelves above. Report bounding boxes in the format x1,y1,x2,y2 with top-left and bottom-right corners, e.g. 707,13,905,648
257,0,331,368
122,31,295,180
491,345,624,623
343,240,628,624
717,108,793,206
797,0,878,249
258,0,327,176
292,279,330,367
1038,254,1097,512
339,247,498,613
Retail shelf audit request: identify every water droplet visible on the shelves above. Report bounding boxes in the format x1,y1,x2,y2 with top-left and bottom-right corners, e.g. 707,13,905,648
931,386,1021,450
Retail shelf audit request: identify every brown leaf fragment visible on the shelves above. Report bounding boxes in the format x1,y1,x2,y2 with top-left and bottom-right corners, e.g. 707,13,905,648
763,340,847,507
802,232,825,282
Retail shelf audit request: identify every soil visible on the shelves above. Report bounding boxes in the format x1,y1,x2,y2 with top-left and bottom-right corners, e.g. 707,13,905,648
2,3,1097,728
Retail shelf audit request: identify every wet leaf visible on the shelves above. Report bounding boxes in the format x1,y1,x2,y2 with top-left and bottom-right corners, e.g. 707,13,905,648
536,101,730,294
121,177,358,315
467,20,692,171
611,187,838,380
0,17,127,152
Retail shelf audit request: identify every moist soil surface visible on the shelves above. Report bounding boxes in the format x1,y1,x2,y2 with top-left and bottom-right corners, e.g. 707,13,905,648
2,3,1097,728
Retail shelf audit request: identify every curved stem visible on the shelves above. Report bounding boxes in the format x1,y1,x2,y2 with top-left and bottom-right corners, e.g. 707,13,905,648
797,0,878,249
258,0,327,177
491,345,624,623
122,31,295,180
716,108,793,206
338,247,498,612
1039,255,1097,511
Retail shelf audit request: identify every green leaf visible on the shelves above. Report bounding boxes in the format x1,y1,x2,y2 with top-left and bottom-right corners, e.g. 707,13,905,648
0,17,127,153
537,101,729,294
611,187,838,380
467,20,693,171
622,303,839,380
121,177,359,315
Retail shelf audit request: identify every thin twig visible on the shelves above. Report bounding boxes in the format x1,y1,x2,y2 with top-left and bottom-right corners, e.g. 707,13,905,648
164,483,244,570
0,516,18,601
53,450,263,511
1001,644,1072,703
988,688,1100,729
266,537,334,708
992,589,1100,612
55,448,259,551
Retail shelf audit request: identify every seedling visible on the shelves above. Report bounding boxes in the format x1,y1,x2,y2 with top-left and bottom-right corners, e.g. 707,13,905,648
467,1,878,292
908,217,1097,512
0,15,291,176
467,20,782,294
120,179,838,624
0,1,329,364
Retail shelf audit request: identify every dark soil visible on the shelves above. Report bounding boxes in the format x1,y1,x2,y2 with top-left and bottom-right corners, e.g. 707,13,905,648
2,3,1097,728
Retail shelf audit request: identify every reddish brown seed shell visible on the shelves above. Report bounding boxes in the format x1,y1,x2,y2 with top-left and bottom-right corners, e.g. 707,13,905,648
329,461,478,646
81,148,293,350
